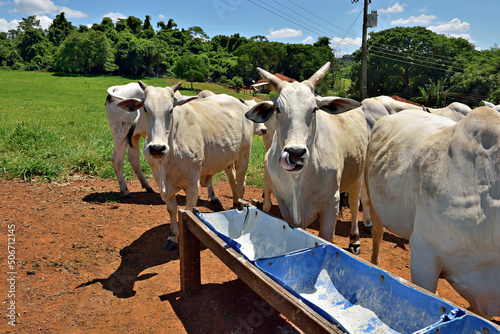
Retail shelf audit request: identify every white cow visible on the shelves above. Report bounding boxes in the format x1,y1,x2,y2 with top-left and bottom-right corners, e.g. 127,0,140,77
483,100,500,112
106,83,155,197
246,62,368,254
365,107,500,317
106,84,228,204
115,82,254,250
358,96,471,228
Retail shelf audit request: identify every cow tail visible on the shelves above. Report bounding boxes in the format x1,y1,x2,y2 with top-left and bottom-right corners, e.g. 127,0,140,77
123,113,140,148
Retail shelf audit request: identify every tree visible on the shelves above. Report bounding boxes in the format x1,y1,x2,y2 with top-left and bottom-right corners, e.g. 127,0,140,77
47,12,75,47
126,16,143,36
54,30,117,74
188,26,208,40
17,16,50,69
93,17,118,43
228,76,244,92
173,53,207,89
141,15,154,39
350,26,476,99
115,31,164,76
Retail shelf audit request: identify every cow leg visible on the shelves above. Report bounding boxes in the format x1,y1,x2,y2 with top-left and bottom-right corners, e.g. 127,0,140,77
164,195,178,250
370,207,384,266
360,180,372,234
262,159,273,212
409,234,441,294
224,163,238,206
111,139,131,197
128,135,154,193
347,178,362,254
318,194,340,242
235,147,251,206
164,182,200,251
206,180,221,205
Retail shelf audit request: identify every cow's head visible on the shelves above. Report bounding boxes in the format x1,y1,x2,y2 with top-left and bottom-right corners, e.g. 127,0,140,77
116,81,197,158
245,62,361,172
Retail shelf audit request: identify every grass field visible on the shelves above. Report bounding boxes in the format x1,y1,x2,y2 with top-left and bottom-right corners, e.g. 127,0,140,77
0,70,267,188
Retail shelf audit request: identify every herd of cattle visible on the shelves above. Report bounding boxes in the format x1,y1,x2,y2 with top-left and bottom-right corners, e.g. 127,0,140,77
105,62,500,319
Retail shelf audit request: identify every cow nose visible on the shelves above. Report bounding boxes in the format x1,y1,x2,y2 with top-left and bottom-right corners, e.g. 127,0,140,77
285,147,307,163
261,128,268,135
148,144,167,156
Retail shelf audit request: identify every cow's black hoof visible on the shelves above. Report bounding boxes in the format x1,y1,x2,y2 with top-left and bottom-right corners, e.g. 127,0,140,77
163,240,177,251
349,243,361,255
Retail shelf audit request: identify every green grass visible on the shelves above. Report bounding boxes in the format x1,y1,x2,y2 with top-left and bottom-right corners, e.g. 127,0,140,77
0,69,266,188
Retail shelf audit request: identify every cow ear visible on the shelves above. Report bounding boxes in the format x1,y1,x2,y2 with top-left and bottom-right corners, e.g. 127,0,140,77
175,95,198,107
117,98,144,112
246,101,275,123
316,97,361,115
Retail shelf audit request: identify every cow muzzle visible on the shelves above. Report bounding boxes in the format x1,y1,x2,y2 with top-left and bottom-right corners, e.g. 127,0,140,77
148,143,168,157
279,147,307,172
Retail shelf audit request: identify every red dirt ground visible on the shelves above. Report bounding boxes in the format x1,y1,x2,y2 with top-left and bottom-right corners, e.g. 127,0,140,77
0,177,498,333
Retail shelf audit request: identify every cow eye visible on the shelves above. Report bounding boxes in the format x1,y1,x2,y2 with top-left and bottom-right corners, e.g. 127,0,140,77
276,107,281,114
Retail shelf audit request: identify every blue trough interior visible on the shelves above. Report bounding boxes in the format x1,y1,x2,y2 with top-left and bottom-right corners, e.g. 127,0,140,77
196,207,499,334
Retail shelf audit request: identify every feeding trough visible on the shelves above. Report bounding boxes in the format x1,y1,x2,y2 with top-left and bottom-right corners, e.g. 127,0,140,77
178,203,500,334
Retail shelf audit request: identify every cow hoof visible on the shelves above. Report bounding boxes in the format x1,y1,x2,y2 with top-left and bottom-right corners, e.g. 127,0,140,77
349,243,361,255
364,226,372,234
123,193,134,199
163,240,177,251
146,188,155,193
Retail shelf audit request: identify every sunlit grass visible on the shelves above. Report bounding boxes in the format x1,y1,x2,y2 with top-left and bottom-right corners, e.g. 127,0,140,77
0,70,266,187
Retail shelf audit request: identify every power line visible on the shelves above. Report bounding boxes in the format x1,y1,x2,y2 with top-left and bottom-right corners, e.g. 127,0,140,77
368,51,464,74
333,9,363,53
370,41,467,65
369,45,464,72
249,0,331,38
248,0,364,52
285,0,357,38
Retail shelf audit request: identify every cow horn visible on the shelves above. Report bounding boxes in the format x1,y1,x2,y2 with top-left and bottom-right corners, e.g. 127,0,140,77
256,67,283,91
171,82,182,92
305,62,331,88
138,81,148,91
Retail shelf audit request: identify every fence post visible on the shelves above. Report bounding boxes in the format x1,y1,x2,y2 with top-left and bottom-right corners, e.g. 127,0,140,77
179,210,201,293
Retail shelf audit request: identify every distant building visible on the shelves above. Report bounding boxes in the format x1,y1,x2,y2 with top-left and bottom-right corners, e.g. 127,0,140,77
251,73,296,93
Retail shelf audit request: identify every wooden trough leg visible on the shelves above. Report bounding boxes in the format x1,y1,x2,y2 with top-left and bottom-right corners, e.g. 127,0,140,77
179,210,201,294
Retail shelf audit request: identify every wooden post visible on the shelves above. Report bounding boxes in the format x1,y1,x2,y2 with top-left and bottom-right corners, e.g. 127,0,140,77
179,209,201,293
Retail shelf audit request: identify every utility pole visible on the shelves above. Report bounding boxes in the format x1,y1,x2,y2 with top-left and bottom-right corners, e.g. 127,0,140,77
360,0,369,100
352,0,376,100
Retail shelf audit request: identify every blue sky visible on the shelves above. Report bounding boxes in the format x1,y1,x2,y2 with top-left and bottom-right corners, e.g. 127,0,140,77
0,0,498,56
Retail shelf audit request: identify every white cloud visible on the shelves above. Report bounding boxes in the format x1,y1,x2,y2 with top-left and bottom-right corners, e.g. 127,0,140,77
391,14,436,26
331,36,362,49
0,18,20,32
348,8,361,15
58,6,87,19
267,28,303,39
331,36,362,57
13,0,57,15
428,18,469,35
302,36,314,44
103,12,126,23
11,0,86,19
158,14,166,19
379,2,406,14
36,14,52,29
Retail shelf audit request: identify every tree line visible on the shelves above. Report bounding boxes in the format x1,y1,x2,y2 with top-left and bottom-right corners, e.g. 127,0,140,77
0,14,333,94
1,13,498,105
